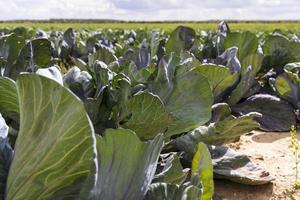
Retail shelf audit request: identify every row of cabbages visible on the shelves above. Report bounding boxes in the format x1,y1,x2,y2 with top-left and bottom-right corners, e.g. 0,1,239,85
0,22,297,199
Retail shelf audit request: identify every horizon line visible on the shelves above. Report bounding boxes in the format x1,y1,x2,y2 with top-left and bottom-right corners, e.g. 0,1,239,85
2,19,300,23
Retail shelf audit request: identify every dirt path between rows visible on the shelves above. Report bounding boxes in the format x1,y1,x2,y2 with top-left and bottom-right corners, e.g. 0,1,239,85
214,131,300,200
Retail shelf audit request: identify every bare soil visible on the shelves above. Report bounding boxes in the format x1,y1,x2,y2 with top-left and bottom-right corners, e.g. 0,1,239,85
214,131,300,200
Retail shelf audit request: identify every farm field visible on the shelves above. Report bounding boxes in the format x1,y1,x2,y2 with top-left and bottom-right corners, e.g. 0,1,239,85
2,21,300,32
1,21,300,200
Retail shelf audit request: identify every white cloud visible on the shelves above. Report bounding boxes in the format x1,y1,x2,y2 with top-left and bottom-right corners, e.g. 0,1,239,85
258,0,281,6
0,0,299,20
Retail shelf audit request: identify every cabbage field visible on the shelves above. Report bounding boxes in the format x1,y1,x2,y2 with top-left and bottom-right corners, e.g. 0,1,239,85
0,21,299,199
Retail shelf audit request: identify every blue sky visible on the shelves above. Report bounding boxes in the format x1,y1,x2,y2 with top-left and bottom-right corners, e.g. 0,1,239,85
0,0,299,21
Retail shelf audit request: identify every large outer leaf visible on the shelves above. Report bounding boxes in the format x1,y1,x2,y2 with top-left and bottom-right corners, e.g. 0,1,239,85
165,69,213,136
63,28,75,47
92,129,164,200
84,88,116,135
93,45,117,65
146,143,212,200
61,28,75,61
212,146,274,185
63,67,93,100
150,31,160,59
232,94,296,131
224,31,258,62
216,21,229,55
165,26,195,55
122,92,173,140
173,112,260,150
241,53,264,77
210,103,232,122
192,143,214,200
0,33,25,67
275,73,299,107
227,53,263,105
195,64,238,102
149,54,178,102
29,38,52,67
128,62,155,84
153,154,189,185
36,66,63,85
0,77,19,115
135,44,150,69
6,74,97,200
274,63,300,108
4,38,52,79
262,35,300,74
214,47,241,73
149,55,213,136
204,112,260,144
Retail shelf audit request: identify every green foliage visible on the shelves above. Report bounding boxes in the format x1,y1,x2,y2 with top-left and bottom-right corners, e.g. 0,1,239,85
122,92,173,140
224,31,259,62
164,69,213,136
232,94,296,131
145,143,214,200
192,143,214,200
93,129,164,200
153,154,189,185
1,22,293,199
6,74,97,200
195,64,238,102
0,77,19,115
165,26,196,55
